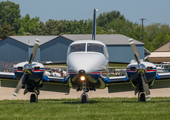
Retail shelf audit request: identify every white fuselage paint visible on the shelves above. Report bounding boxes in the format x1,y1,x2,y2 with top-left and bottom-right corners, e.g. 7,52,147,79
66,40,109,75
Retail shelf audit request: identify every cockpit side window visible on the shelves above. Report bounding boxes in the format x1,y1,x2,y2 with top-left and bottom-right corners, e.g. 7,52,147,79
69,43,85,54
87,43,104,54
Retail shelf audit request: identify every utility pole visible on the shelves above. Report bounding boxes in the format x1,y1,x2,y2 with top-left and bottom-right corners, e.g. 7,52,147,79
92,9,98,40
140,18,146,43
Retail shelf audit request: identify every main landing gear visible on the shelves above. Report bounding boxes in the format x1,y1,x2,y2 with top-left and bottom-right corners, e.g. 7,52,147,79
24,88,39,103
138,92,146,102
81,82,88,103
30,93,38,103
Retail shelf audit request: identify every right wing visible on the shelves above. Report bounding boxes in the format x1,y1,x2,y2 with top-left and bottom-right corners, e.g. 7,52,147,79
41,75,69,93
0,72,69,94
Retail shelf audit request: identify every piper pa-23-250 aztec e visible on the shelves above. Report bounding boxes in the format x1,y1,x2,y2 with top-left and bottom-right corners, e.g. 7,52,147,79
0,39,170,103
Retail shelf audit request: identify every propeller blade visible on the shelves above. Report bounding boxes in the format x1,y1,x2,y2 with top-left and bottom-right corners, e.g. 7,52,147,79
29,39,40,64
13,39,40,97
13,73,26,97
129,39,141,65
129,39,150,100
141,73,150,100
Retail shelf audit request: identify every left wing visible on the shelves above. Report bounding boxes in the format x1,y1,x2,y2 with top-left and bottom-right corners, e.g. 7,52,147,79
151,72,170,89
157,73,170,79
107,72,170,93
105,76,134,93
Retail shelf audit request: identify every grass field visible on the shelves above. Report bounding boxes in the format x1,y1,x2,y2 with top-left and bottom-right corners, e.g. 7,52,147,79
0,97,170,120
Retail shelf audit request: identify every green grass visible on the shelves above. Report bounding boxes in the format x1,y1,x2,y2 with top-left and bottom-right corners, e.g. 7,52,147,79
109,63,128,68
0,97,170,120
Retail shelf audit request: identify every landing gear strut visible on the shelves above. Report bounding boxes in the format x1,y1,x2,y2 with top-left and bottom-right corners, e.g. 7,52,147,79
81,82,88,103
138,92,146,102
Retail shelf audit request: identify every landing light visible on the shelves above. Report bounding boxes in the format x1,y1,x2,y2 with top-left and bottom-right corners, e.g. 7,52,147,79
80,76,85,81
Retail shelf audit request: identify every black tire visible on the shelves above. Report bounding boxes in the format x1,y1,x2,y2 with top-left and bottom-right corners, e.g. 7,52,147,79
81,94,87,103
30,94,38,103
140,93,146,102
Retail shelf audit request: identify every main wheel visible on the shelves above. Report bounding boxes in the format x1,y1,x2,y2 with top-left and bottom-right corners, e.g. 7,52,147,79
30,94,38,103
140,93,146,102
81,94,87,103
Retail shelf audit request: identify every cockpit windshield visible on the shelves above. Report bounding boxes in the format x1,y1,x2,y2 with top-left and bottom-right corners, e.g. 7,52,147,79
69,43,105,55
69,43,85,53
87,43,104,54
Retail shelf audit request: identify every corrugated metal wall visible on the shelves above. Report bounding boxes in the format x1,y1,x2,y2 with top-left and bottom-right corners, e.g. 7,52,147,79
0,37,145,64
107,45,144,63
28,47,40,62
0,38,28,62
40,36,72,62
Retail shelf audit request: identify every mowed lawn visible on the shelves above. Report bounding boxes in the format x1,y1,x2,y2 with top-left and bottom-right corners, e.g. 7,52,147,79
0,97,170,120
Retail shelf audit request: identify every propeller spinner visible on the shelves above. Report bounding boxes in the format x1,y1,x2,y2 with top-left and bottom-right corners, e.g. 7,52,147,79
13,39,40,97
129,39,150,100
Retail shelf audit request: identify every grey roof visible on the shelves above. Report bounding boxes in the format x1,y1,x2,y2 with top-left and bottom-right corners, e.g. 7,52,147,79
9,36,58,46
62,34,144,45
8,34,144,46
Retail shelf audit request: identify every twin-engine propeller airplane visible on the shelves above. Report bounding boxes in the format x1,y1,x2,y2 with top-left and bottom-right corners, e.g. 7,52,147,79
1,9,170,103
0,38,170,103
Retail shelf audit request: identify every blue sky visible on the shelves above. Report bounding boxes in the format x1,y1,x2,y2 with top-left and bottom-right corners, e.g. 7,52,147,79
2,0,170,26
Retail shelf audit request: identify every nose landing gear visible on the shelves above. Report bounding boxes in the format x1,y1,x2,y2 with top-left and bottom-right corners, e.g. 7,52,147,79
81,82,88,103
81,92,88,103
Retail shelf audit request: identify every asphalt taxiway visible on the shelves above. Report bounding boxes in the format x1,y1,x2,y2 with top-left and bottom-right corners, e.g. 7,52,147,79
0,86,170,100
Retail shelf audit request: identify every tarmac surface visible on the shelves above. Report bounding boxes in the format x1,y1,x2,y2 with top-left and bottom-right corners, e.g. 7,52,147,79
0,86,170,100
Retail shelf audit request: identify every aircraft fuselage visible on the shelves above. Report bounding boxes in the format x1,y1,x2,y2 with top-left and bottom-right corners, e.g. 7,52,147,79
66,40,109,90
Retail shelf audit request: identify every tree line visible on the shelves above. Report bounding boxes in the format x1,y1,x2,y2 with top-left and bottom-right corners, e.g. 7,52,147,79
0,1,170,52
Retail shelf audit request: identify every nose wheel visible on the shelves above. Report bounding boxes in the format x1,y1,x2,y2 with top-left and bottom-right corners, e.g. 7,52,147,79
81,93,88,103
81,82,88,103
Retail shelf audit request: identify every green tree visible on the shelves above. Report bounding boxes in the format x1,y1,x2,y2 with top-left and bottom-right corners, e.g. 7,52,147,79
0,1,21,33
151,32,170,51
17,14,39,35
144,23,170,51
97,10,125,30
45,19,59,35
0,21,15,39
57,20,67,35
35,21,47,35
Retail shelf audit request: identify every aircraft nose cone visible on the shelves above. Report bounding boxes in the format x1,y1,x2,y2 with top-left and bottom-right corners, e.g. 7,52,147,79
79,69,85,75
67,53,106,73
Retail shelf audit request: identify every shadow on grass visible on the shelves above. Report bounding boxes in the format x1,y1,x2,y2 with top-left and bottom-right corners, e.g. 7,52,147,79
121,98,170,103
41,98,100,104
1,97,170,104
0,100,30,105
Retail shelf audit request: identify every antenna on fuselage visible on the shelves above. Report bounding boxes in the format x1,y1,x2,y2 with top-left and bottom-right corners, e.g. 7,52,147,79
92,9,98,40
